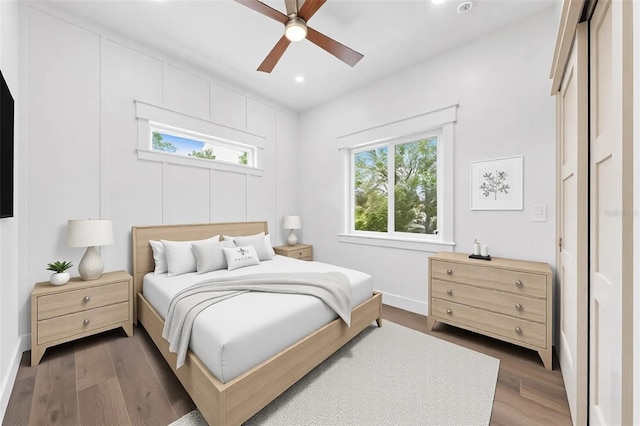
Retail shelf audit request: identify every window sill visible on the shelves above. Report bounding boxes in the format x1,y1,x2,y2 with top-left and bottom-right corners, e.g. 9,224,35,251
338,233,455,253
137,149,264,176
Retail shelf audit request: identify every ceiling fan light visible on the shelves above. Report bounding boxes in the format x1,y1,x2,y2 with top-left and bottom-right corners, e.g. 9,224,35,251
285,17,307,42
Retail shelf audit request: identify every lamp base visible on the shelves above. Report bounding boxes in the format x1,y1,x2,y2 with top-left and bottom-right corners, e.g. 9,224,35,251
78,246,104,280
287,229,298,246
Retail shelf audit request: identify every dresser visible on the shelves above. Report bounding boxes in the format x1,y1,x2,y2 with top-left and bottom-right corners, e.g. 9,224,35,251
273,243,313,261
31,270,134,366
427,252,553,369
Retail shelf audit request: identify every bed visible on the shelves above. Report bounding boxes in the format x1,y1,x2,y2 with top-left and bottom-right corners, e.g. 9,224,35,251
132,221,382,425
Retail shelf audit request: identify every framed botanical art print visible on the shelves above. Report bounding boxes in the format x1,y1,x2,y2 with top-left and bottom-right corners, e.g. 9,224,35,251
470,155,523,210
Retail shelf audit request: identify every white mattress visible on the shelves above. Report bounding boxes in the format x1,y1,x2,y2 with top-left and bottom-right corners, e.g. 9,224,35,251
143,255,373,383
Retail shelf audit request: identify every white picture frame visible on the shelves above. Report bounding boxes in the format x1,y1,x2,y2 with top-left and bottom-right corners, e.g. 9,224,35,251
470,155,523,210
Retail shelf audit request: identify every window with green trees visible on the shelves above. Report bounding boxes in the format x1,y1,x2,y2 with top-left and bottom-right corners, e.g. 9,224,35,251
150,128,254,167
353,137,438,236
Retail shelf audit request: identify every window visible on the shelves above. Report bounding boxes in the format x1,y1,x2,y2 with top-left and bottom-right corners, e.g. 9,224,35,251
338,104,457,252
135,101,265,176
353,135,439,237
151,127,255,167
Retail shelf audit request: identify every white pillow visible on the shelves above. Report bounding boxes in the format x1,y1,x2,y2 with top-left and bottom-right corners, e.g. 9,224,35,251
149,240,168,274
161,235,220,277
224,232,275,261
192,240,235,274
223,245,260,271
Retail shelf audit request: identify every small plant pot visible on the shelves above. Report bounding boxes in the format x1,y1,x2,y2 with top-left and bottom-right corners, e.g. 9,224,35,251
50,272,70,286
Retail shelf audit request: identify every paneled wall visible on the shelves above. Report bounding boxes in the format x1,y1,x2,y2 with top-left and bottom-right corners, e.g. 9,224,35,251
19,4,299,337
299,7,559,314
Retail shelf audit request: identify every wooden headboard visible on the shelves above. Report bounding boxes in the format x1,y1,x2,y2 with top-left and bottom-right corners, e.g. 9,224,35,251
131,221,269,318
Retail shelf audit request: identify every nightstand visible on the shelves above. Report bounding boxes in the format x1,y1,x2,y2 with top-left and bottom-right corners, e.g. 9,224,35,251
273,244,313,261
30,270,134,366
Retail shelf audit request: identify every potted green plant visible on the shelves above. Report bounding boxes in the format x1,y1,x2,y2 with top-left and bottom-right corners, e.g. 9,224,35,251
47,261,73,285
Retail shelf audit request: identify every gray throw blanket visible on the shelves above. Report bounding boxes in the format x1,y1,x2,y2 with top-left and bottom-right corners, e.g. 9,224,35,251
161,272,353,368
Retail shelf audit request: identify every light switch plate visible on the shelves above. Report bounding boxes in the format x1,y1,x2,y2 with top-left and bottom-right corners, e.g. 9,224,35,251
531,204,547,222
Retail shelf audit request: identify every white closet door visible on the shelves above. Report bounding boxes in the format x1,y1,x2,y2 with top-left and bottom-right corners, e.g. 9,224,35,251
557,22,588,426
588,0,634,424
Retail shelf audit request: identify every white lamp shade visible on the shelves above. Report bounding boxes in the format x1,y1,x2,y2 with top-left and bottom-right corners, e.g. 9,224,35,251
282,215,301,230
66,219,114,247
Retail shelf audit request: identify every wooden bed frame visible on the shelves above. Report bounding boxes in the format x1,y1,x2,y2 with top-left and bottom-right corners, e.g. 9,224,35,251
132,221,382,425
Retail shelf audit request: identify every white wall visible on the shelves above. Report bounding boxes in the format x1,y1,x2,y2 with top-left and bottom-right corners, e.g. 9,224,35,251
0,0,20,419
298,7,558,314
18,4,299,340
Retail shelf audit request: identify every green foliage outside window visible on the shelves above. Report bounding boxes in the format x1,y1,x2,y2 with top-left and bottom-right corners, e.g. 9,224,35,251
152,132,177,153
189,148,217,160
238,152,248,165
354,138,437,234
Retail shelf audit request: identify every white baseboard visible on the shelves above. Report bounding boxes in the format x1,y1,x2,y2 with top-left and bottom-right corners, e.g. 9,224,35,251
0,335,27,421
380,291,427,316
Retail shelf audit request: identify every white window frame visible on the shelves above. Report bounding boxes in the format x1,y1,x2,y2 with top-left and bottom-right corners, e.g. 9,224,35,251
135,100,265,176
338,104,457,253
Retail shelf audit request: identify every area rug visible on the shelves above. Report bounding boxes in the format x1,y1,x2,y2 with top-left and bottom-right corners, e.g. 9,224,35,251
169,321,499,426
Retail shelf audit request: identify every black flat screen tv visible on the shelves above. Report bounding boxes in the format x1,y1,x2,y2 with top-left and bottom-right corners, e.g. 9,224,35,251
0,68,14,218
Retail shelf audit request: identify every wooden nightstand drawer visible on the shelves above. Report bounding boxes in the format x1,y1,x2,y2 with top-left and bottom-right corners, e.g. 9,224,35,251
431,279,546,323
37,281,129,320
273,244,313,261
431,259,547,298
431,298,546,348
289,247,312,259
37,301,129,345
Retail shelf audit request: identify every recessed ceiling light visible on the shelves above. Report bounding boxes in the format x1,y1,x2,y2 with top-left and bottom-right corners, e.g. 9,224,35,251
457,1,473,13
431,0,448,4
294,75,305,83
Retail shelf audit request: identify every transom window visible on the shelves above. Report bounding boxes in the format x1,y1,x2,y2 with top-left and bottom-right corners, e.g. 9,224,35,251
352,135,439,238
150,125,255,168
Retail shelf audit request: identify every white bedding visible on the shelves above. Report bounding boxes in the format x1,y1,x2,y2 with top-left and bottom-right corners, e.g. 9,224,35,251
143,255,373,383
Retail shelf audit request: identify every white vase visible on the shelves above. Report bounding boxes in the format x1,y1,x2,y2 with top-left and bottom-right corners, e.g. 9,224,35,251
50,272,70,286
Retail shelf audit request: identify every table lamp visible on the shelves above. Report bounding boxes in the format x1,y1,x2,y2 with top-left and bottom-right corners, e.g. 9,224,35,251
283,215,301,246
66,219,114,280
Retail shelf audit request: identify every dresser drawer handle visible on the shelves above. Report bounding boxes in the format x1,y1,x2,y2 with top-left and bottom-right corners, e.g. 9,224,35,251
83,318,91,326
515,280,523,287
446,269,453,275
515,326,522,334
447,289,453,296
515,303,522,311
298,252,303,256
446,309,452,315
83,296,91,302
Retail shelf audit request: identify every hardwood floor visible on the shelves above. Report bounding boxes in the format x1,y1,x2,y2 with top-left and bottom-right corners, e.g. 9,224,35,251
3,305,572,425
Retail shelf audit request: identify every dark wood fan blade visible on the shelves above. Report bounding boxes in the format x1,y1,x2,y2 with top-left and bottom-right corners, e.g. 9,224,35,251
297,0,327,21
306,27,363,67
257,36,291,73
234,0,288,24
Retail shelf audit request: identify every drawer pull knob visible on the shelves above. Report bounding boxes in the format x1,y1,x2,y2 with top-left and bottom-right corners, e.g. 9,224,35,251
515,326,522,334
446,309,452,315
447,289,453,296
515,303,522,311
515,280,523,287
84,296,91,302
83,318,91,326
446,269,453,275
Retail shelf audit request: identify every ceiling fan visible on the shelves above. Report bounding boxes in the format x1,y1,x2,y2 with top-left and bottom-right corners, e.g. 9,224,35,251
234,0,364,73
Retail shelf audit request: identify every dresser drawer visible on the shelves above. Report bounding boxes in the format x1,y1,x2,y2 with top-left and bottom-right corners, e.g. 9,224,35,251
431,279,546,323
431,298,546,348
37,281,130,320
37,302,129,345
431,260,547,298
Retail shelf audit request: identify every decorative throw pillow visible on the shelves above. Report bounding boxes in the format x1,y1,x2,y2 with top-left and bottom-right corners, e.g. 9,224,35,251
149,240,168,274
224,232,275,261
192,240,235,274
222,245,260,271
161,235,220,277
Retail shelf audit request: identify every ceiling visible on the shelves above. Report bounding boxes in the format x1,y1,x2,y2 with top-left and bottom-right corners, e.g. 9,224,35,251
41,0,559,112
